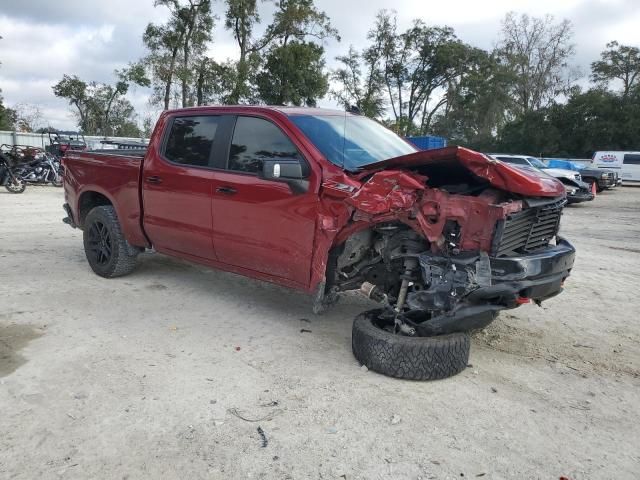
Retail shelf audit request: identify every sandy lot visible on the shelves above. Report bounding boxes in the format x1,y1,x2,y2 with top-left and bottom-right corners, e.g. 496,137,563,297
1,186,639,479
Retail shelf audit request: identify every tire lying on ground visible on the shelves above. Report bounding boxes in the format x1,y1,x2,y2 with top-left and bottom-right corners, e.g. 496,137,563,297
352,309,470,380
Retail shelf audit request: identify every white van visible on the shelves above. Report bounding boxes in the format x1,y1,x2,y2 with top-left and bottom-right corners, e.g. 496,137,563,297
591,151,640,183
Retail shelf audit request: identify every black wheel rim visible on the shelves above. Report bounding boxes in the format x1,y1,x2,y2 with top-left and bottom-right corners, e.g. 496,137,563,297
88,221,112,266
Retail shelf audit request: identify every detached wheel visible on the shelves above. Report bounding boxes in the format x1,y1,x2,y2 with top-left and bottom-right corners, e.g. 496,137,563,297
352,309,470,380
83,205,139,278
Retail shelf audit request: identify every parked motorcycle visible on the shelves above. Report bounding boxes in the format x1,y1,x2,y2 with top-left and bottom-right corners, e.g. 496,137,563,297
13,153,63,187
0,152,27,193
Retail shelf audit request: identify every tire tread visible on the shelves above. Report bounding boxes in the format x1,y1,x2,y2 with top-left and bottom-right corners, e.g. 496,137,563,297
83,205,138,278
352,310,470,380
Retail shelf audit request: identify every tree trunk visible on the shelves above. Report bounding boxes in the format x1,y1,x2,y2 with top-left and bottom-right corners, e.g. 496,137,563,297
229,48,247,105
104,89,119,137
196,64,205,106
182,5,197,108
164,45,181,110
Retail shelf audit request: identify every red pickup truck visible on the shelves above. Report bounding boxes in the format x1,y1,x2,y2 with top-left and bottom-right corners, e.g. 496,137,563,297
62,106,575,380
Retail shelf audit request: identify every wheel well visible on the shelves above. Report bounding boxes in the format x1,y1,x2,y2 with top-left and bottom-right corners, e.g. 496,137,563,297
78,191,112,227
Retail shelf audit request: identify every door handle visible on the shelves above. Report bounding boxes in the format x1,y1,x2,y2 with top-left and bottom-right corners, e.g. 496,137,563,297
146,175,162,184
216,186,237,195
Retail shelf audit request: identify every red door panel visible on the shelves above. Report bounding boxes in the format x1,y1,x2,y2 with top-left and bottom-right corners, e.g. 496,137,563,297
211,172,318,286
142,152,218,260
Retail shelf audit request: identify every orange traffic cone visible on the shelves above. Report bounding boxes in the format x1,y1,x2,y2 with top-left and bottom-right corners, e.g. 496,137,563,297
591,181,597,197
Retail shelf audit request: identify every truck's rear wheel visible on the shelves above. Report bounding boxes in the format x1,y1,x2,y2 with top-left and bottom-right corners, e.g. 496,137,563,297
83,205,139,278
352,309,470,380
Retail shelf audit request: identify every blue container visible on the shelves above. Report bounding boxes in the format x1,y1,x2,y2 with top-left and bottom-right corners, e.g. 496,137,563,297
406,136,448,150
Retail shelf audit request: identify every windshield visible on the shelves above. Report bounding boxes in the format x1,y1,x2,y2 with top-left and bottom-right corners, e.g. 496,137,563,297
527,157,547,169
288,114,416,171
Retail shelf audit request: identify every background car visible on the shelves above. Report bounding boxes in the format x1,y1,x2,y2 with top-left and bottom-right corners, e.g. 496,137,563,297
545,158,618,191
591,151,640,184
489,154,594,204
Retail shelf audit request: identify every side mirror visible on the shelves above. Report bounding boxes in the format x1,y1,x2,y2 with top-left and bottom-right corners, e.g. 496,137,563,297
260,158,309,194
261,158,306,180
262,159,305,181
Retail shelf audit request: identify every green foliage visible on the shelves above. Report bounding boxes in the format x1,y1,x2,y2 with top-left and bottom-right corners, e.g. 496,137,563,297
496,87,640,157
0,97,17,131
495,12,575,115
333,11,479,136
143,0,214,109
432,49,516,150
52,73,142,136
194,58,237,105
44,4,640,157
331,46,386,118
591,41,640,96
224,0,338,104
256,41,328,106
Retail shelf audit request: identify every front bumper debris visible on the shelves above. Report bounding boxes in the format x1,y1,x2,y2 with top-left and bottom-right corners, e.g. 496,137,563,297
405,237,576,335
567,189,594,203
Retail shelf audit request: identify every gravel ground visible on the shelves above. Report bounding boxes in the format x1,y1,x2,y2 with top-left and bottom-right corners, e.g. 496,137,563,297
1,186,639,480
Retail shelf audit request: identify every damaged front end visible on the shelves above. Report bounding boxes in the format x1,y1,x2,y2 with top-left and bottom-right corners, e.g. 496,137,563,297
561,178,595,204
316,147,576,336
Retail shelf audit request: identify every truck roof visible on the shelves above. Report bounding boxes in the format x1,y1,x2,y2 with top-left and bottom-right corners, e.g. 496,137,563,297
163,105,353,117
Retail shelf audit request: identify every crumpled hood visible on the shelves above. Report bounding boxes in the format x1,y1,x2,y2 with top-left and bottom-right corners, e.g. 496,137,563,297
359,146,565,197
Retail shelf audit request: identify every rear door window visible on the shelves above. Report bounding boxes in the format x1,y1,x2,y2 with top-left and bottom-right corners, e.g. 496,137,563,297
164,116,220,167
228,116,301,174
623,154,640,164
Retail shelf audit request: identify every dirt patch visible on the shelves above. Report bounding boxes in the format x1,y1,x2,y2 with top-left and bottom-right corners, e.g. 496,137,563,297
0,323,43,377
2,186,640,479
608,246,640,254
473,315,640,379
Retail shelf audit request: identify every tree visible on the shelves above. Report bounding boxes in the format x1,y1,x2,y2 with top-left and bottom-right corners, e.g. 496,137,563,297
496,87,640,158
0,98,16,131
52,75,90,129
142,115,155,138
432,49,515,150
224,0,338,104
0,35,15,130
52,71,145,136
224,0,261,104
591,41,640,97
13,103,44,132
332,44,387,118
265,0,338,47
177,0,214,107
256,41,328,106
143,0,214,109
194,58,236,105
359,10,471,135
496,12,575,115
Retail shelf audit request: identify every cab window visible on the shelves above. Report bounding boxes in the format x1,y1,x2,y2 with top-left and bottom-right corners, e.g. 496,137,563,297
164,116,219,167
228,116,301,174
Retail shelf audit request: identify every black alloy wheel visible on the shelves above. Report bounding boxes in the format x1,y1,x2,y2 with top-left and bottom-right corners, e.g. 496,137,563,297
82,205,139,278
87,220,112,266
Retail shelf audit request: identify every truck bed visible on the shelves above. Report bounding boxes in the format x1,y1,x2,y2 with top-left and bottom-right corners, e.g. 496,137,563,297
63,151,149,247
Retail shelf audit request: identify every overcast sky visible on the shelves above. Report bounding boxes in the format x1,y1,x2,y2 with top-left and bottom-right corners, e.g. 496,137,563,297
1,0,639,131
